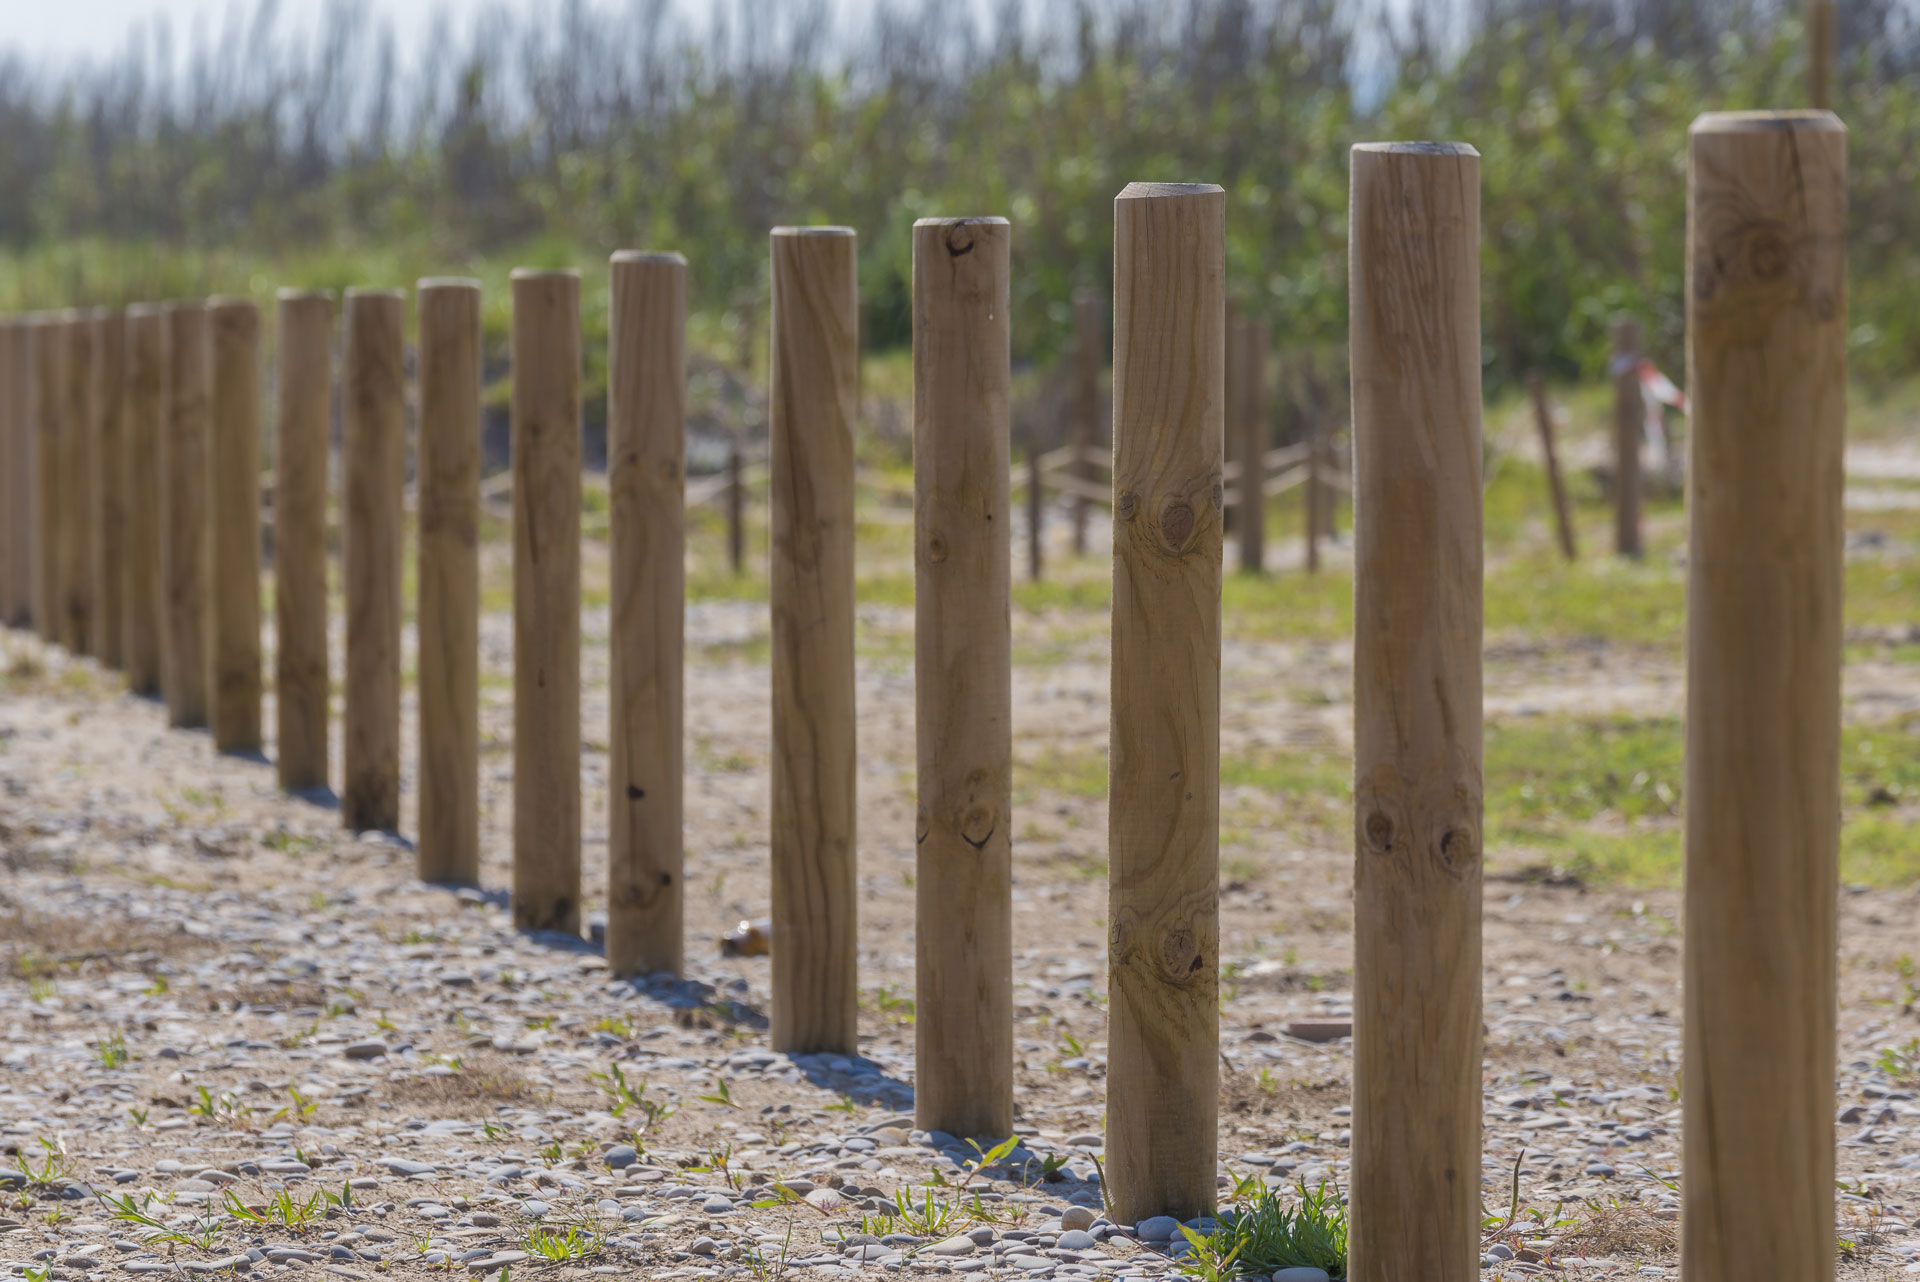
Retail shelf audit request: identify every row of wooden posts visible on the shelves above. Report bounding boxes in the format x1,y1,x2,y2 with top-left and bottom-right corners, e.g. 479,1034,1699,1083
0,114,1846,1281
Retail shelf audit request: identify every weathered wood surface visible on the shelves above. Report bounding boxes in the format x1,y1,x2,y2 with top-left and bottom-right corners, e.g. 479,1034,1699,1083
209,298,263,753
274,291,334,791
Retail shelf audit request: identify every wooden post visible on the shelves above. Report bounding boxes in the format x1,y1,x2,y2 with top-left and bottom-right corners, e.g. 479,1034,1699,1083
911,217,1013,1140
0,319,15,626
511,269,583,933
4,319,28,629
1106,182,1223,1224
62,311,96,654
768,226,859,1053
274,291,333,790
122,306,165,695
1071,288,1101,556
726,440,745,575
32,316,64,644
208,298,263,753
342,289,405,832
1611,317,1644,559
607,251,687,976
1304,412,1322,574
1682,110,1845,1282
1348,141,1483,1282
163,303,210,726
1027,449,1044,581
1238,317,1267,575
1222,305,1241,540
1527,372,1578,561
417,279,483,883
1809,0,1836,110
94,309,127,669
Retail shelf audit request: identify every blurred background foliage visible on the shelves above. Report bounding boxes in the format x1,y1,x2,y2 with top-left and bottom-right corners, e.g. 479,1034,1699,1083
0,0,1911,393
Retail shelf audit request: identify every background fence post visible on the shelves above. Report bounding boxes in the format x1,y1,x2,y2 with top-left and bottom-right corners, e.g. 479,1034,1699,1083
1071,287,1101,557
1348,141,1484,1282
275,291,334,791
209,298,263,753
62,311,95,654
1527,371,1578,561
417,279,483,883
33,316,62,645
163,303,210,726
511,269,584,933
122,307,164,695
912,216,1014,1140
727,438,745,575
1027,450,1044,581
1682,109,1845,1282
1106,182,1223,1224
7,319,29,630
768,226,859,1054
1611,316,1644,559
94,308,126,670
342,288,405,832
1239,316,1267,575
0,318,16,626
607,250,687,977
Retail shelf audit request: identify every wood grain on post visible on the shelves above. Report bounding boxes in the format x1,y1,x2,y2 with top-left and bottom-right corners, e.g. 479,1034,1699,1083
1348,141,1484,1282
1071,288,1101,556
768,226,859,1053
274,291,333,791
1527,372,1578,561
417,279,482,883
1682,110,1846,1282
163,303,210,726
7,319,30,629
208,298,263,752
1238,317,1267,574
511,269,583,933
122,306,165,694
1027,450,1044,581
342,289,405,832
32,316,64,643
1611,317,1644,559
93,309,127,669
607,251,687,976
912,217,1013,1140
1106,182,1223,1225
62,312,96,654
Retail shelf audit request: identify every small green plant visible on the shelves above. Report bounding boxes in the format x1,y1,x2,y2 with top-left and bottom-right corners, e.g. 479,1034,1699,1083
224,1188,326,1232
863,985,916,1026
537,1140,563,1167
698,1078,740,1109
94,1030,130,1068
482,1119,508,1141
23,1266,49,1282
519,1216,603,1262
27,977,56,1003
960,1134,1021,1189
1876,1037,1920,1086
127,1105,149,1127
593,1014,633,1039
321,1180,357,1212
688,1143,735,1187
1180,1180,1349,1280
826,1094,859,1115
21,1137,76,1190
373,1010,399,1033
143,974,170,996
285,1085,318,1119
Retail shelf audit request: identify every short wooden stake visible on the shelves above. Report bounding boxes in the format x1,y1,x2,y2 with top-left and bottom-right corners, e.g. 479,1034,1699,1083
417,279,483,884
122,306,165,695
342,289,405,832
607,251,687,976
1348,141,1484,1282
1238,317,1267,575
768,226,859,1053
1527,372,1577,561
275,291,334,790
94,309,127,669
1027,449,1044,581
1,319,24,627
1611,317,1644,559
726,439,745,575
912,217,1014,1140
1071,288,1101,556
32,315,63,644
163,303,211,726
62,312,96,654
1682,109,1846,1282
208,298,263,752
1105,182,1223,1224
511,269,583,933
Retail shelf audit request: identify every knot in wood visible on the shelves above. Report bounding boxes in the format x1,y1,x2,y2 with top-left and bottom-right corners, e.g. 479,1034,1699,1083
944,225,976,257
1116,491,1138,521
1158,925,1206,982
1159,499,1194,551
914,803,930,845
1437,822,1481,874
1745,228,1790,282
1363,810,1395,854
959,804,996,850
926,531,949,564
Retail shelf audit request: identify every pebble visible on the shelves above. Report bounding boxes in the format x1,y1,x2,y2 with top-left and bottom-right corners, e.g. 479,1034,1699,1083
1059,1206,1096,1232
343,1039,389,1060
1056,1229,1096,1250
1133,1216,1181,1242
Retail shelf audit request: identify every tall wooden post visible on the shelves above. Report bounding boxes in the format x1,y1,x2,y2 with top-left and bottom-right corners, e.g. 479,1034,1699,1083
511,269,583,933
1222,304,1241,540
1808,1,1836,110
32,316,64,644
1348,142,1484,1282
726,440,745,575
1071,288,1101,556
93,309,127,669
275,291,333,791
912,217,1014,1140
1611,317,1644,559
1682,110,1845,1282
768,226,859,1053
4,320,28,628
1527,372,1578,561
122,306,165,694
0,319,15,625
342,289,405,832
1304,412,1323,574
607,251,687,976
417,279,483,884
62,312,96,654
208,299,263,753
1106,183,1223,1224
1027,450,1044,581
1238,317,1267,575
163,303,210,726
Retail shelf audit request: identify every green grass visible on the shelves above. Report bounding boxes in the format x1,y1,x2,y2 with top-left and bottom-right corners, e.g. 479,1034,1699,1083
1179,1180,1349,1281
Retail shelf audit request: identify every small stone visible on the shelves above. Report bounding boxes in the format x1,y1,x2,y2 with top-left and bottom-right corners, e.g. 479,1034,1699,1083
1059,1206,1096,1232
343,1040,389,1061
927,1236,975,1256
688,1238,716,1257
843,1243,890,1262
602,1145,637,1170
1134,1216,1180,1242
1585,1162,1616,1177
1282,1019,1351,1043
379,1159,436,1177
700,1195,734,1214
1056,1229,1096,1251
804,1187,843,1212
